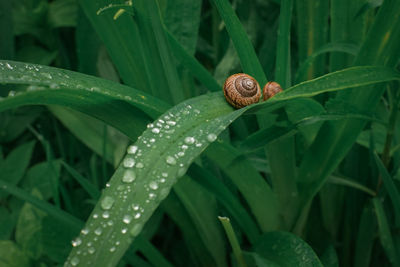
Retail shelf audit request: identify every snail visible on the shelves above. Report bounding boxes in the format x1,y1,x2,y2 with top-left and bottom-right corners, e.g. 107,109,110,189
223,73,261,108
263,81,282,101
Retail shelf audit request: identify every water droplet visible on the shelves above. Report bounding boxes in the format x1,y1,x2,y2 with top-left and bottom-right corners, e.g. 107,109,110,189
181,145,188,150
134,213,141,219
81,228,89,235
147,123,154,128
149,181,158,190
127,145,138,154
177,151,185,157
110,246,116,252
123,158,135,168
72,237,82,247
132,204,139,211
70,256,80,266
184,137,195,144
166,156,176,165
123,215,133,224
207,133,217,142
49,83,59,89
152,128,160,134
177,167,187,177
8,90,16,97
5,63,13,70
121,228,128,234
160,178,166,183
122,169,136,183
93,213,99,219
149,138,155,143
166,121,176,126
107,220,114,226
102,211,110,219
130,224,143,237
88,247,96,254
136,162,144,168
94,228,102,235
196,143,203,147
101,196,115,210
162,172,168,178
149,193,156,199
105,183,111,188
41,72,52,79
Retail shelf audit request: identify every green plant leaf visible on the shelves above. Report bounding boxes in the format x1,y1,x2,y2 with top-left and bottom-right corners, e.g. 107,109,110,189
0,240,30,267
65,93,240,266
0,140,36,198
253,231,323,266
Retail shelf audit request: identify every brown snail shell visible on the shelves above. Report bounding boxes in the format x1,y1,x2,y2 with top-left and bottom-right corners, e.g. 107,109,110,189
223,73,261,109
263,81,282,101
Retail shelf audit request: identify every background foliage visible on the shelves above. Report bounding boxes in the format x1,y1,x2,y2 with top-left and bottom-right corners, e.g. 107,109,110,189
0,0,400,266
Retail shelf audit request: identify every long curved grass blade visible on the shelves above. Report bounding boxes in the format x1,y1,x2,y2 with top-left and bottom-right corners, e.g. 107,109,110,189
65,93,241,266
296,43,359,83
270,66,400,102
0,60,169,116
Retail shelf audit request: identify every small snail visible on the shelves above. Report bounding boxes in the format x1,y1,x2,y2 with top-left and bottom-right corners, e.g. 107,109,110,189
263,81,282,101
223,73,261,108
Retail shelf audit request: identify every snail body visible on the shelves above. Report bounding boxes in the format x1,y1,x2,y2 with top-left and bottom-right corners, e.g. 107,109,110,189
223,73,261,109
263,81,282,101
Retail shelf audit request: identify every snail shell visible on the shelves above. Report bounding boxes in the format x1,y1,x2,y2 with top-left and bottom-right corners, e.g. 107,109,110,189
223,73,261,108
263,81,282,101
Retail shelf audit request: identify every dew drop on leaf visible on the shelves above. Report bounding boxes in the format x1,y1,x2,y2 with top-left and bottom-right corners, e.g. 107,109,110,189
123,215,133,224
127,145,138,154
136,162,144,168
123,158,135,168
81,228,89,235
149,181,158,190
184,136,195,144
101,196,115,210
88,247,96,254
94,227,102,235
132,204,140,211
151,128,160,134
70,256,80,266
166,156,177,165
71,237,82,247
207,133,217,142
130,224,143,237
134,213,141,219
122,169,136,183
102,211,110,219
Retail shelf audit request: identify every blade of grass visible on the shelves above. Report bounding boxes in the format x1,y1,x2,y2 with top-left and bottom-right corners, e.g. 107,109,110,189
61,161,100,200
373,198,400,266
65,93,243,266
295,0,329,80
354,201,376,267
373,152,400,227
211,0,267,85
218,216,247,267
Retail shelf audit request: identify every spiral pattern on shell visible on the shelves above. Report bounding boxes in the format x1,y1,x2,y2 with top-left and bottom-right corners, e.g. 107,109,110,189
263,81,282,101
223,73,261,109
